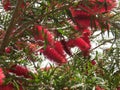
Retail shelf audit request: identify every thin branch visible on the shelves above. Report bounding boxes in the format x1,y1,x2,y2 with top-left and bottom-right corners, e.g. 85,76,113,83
90,38,115,51
0,0,24,54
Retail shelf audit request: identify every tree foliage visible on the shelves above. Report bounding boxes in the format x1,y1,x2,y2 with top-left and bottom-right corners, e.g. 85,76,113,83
0,0,120,90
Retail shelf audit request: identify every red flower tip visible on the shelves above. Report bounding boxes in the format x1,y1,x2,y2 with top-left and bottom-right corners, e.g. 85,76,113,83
91,60,96,65
43,46,67,64
34,25,55,45
2,0,11,11
0,68,5,85
5,47,11,54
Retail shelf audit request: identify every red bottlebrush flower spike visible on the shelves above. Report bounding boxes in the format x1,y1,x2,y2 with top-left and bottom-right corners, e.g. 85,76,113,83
61,40,72,55
74,37,90,51
0,68,5,85
2,0,11,11
54,41,65,57
34,25,55,45
9,65,31,78
43,46,67,64
69,7,91,28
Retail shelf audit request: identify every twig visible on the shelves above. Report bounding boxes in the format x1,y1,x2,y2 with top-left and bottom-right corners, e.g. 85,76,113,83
90,38,115,51
0,0,24,54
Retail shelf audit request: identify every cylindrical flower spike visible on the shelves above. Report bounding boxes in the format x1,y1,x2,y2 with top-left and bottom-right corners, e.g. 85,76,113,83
9,65,31,78
34,25,55,45
43,46,67,64
74,37,90,51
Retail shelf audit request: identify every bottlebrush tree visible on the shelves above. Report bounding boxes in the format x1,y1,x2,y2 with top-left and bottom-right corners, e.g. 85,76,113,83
0,0,120,90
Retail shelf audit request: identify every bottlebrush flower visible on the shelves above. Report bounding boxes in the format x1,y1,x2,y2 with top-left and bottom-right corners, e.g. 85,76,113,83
54,41,65,57
2,0,11,11
69,0,117,28
43,46,67,64
34,25,54,45
0,68,5,85
74,37,90,51
70,8,91,28
9,65,31,78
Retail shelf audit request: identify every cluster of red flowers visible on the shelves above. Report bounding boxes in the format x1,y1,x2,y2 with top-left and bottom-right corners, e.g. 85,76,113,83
0,0,118,89
0,65,31,90
34,25,67,64
67,0,117,56
33,25,91,63
32,0,117,64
